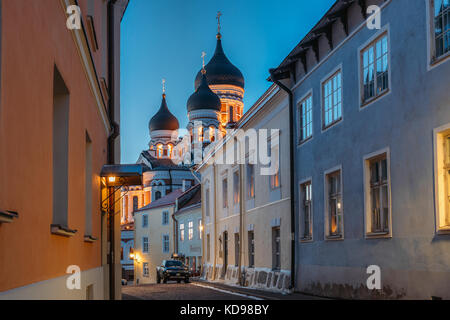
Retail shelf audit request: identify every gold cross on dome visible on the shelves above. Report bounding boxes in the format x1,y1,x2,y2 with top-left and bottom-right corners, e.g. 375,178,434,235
162,78,166,94
201,51,207,69
216,11,222,34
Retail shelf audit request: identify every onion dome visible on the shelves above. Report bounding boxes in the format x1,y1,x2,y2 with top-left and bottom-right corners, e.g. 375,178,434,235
194,34,244,90
187,71,221,112
149,94,180,131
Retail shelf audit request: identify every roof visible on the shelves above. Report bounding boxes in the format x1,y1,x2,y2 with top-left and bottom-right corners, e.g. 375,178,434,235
139,151,192,171
149,94,180,132
135,189,184,213
175,184,201,215
194,35,244,90
187,72,221,112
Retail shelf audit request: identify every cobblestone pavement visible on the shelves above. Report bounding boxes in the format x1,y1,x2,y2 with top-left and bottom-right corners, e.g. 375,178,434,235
122,280,327,300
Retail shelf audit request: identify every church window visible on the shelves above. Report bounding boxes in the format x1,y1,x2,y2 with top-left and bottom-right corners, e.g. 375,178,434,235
157,144,163,158
209,127,215,142
133,196,139,212
167,144,173,158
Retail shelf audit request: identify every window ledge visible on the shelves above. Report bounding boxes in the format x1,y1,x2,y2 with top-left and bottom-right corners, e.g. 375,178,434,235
84,235,98,243
436,228,450,236
325,235,343,241
298,136,313,147
360,89,390,108
365,232,391,239
51,224,77,237
300,237,313,243
0,210,19,224
431,52,450,67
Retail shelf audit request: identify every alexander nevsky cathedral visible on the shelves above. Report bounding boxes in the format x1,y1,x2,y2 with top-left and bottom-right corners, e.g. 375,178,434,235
120,17,245,278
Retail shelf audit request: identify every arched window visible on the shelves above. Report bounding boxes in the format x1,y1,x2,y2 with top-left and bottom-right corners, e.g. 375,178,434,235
209,127,215,142
155,191,162,201
157,144,163,158
167,144,173,158
133,196,138,212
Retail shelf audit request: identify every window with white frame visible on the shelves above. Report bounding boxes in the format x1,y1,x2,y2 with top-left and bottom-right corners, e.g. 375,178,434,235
142,237,149,253
162,211,169,225
180,223,185,241
162,234,170,253
325,169,343,238
233,170,240,205
430,0,450,61
198,219,202,239
222,178,228,208
322,71,342,129
246,164,255,199
300,181,313,241
188,221,194,240
364,153,391,235
142,214,148,228
435,128,450,232
299,95,313,142
143,262,149,277
361,34,389,103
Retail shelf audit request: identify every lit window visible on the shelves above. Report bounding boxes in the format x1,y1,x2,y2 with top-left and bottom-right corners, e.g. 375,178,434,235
299,95,313,142
246,164,255,199
365,154,390,235
233,171,240,205
361,34,389,103
269,139,280,190
431,0,450,60
157,144,163,158
167,144,173,158
180,223,185,241
325,169,343,238
435,128,450,232
209,127,215,142
198,126,203,142
198,219,203,240
300,181,313,241
188,221,194,240
322,71,342,129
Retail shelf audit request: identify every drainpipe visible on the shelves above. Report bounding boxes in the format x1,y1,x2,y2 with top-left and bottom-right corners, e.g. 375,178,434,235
211,164,218,281
107,0,118,300
172,202,179,254
237,162,244,285
269,69,296,291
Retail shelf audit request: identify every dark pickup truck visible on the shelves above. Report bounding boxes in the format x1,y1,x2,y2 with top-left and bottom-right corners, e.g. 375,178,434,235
156,260,190,284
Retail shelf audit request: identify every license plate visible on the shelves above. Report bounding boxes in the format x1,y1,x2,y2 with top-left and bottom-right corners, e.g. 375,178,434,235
176,273,180,276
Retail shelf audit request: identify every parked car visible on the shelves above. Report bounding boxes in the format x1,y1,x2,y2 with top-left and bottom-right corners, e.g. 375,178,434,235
121,279,128,286
156,260,190,284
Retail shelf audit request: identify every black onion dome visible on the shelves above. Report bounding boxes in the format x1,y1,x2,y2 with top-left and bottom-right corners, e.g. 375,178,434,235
194,37,244,90
149,94,180,131
187,72,221,112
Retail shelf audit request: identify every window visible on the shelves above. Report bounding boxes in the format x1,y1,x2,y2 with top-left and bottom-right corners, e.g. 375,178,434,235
133,196,139,212
180,223,185,241
431,0,450,60
155,191,162,201
188,221,194,240
234,233,240,267
52,67,70,229
325,169,343,238
206,234,211,262
162,211,169,225
85,132,93,236
162,235,170,253
365,154,391,235
246,164,255,199
222,178,228,208
269,139,280,190
142,214,148,228
167,144,173,158
205,189,210,217
435,127,450,232
157,144,163,158
143,262,149,277
233,171,240,205
272,227,280,270
142,237,149,253
198,219,202,239
300,181,313,241
299,95,313,142
361,34,389,103
248,231,255,268
209,126,215,142
322,71,342,129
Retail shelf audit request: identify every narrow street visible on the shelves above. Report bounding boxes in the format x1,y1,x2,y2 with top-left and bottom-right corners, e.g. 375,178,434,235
122,280,326,300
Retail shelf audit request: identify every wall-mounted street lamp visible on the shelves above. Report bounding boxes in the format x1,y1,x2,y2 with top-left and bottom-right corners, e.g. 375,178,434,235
100,164,143,300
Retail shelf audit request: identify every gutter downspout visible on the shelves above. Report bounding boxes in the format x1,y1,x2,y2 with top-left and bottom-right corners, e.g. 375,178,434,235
107,0,118,300
237,162,244,285
269,70,296,291
211,164,218,281
172,201,179,254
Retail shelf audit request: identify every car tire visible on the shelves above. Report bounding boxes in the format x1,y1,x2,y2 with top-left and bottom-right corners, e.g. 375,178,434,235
156,273,161,284
163,277,168,284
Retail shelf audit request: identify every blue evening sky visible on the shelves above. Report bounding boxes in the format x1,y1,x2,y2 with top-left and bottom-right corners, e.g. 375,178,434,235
120,0,334,164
